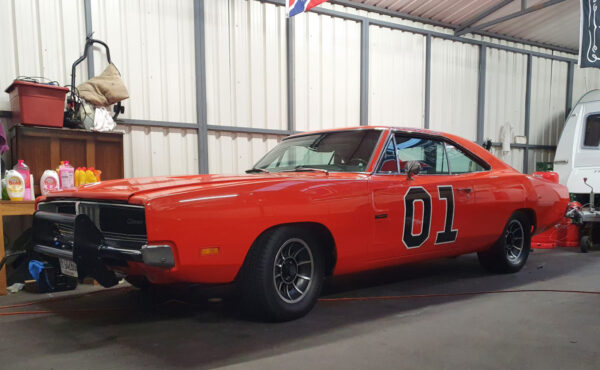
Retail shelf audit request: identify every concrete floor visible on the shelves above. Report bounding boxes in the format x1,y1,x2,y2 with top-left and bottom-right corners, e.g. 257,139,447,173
0,248,599,369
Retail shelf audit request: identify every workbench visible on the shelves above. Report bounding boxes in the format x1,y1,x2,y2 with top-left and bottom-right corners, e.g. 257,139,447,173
0,201,35,296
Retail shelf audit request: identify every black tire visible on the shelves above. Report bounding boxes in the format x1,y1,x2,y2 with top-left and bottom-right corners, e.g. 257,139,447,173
478,212,531,273
238,225,325,321
125,276,150,289
580,235,591,253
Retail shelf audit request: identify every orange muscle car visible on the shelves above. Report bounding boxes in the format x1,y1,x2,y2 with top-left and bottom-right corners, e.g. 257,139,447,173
33,127,569,320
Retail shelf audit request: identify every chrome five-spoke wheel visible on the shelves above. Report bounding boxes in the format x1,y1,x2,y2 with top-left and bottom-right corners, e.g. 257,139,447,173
504,219,524,262
273,238,314,303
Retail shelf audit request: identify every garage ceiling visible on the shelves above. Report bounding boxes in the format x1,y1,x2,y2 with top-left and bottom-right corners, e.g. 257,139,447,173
344,0,580,53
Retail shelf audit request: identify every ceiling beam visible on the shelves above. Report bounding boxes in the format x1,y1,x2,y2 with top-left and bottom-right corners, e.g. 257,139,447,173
455,0,567,36
454,0,514,36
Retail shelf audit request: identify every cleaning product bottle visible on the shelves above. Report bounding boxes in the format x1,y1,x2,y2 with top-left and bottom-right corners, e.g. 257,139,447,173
77,167,87,186
59,161,75,189
85,167,97,184
93,168,102,182
13,160,31,200
40,170,60,196
6,170,25,201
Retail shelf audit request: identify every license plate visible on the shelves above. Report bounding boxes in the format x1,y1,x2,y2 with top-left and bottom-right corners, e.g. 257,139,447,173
59,258,78,278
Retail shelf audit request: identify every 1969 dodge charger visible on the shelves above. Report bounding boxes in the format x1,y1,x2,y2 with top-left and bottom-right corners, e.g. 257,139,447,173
33,126,569,320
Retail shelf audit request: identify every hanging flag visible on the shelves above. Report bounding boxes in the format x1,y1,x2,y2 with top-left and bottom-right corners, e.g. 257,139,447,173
580,0,600,68
287,0,330,17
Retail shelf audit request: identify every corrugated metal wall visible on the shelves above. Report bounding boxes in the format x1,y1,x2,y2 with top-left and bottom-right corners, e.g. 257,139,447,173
0,0,88,110
204,0,288,130
572,65,600,106
207,131,281,174
118,125,198,178
89,0,197,123
483,44,528,172
2,0,593,177
369,26,426,127
529,57,568,146
294,10,361,131
429,38,479,140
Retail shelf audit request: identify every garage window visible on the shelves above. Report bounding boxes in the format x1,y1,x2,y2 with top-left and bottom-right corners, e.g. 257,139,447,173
584,115,600,147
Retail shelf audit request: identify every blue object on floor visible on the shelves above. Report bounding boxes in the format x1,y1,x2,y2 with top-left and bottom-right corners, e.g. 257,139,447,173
28,260,44,282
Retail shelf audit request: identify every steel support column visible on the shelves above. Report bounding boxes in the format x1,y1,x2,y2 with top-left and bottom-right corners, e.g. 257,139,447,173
476,45,487,145
566,61,574,117
523,54,533,174
286,17,295,133
83,0,94,79
194,0,209,174
424,34,431,129
360,20,369,126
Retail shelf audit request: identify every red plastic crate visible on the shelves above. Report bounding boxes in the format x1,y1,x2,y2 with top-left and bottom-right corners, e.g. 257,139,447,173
5,80,69,128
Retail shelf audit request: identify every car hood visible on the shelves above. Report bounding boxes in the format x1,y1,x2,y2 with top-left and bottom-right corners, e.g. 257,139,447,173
43,173,360,204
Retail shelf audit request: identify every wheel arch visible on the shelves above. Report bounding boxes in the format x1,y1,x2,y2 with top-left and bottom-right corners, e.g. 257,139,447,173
241,222,337,279
514,208,537,233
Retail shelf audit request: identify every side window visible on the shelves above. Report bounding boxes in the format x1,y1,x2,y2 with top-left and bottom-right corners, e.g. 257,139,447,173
584,115,600,147
378,138,398,173
395,135,449,175
445,143,485,174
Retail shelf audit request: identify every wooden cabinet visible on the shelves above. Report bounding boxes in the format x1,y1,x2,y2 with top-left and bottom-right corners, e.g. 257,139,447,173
8,126,124,195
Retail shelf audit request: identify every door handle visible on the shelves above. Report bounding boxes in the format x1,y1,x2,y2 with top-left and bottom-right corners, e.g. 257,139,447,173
457,187,472,193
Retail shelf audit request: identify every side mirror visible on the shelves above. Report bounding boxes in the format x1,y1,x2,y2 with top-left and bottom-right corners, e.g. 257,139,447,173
405,160,421,180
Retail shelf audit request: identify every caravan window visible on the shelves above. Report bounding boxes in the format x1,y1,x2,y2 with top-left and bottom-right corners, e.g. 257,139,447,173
584,115,600,147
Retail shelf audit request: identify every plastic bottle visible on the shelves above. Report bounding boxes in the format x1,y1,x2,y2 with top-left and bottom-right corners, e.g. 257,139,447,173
93,168,102,182
6,170,25,201
40,170,60,196
30,174,35,200
59,161,75,189
1,178,9,200
13,160,31,200
85,168,97,184
76,167,87,186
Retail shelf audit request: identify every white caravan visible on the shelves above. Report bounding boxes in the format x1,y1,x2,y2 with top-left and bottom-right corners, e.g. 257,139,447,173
554,90,600,205
554,90,600,251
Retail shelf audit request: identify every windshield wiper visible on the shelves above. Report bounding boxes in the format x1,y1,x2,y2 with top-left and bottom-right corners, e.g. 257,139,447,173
283,166,329,174
245,167,270,174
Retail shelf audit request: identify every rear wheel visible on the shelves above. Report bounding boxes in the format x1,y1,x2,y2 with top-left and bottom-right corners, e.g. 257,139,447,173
478,212,531,273
580,235,592,253
238,225,325,321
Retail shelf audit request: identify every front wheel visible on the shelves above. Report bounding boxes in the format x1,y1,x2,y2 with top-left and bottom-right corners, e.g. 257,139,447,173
478,212,531,273
238,226,325,321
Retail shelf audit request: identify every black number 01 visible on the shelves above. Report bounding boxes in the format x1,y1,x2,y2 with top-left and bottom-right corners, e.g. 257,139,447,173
402,186,458,249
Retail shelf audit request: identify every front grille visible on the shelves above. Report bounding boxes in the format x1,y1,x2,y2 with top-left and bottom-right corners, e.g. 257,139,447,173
37,201,147,250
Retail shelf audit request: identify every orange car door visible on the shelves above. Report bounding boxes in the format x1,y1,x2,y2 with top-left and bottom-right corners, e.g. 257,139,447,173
370,134,466,261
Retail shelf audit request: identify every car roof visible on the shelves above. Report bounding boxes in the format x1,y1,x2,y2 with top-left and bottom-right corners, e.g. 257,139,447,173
285,126,445,140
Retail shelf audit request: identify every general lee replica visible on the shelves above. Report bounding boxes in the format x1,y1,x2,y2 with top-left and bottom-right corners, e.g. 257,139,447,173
33,127,570,321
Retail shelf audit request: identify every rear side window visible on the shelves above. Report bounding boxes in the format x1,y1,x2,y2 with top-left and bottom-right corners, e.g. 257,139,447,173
395,135,449,175
584,115,600,147
445,144,486,174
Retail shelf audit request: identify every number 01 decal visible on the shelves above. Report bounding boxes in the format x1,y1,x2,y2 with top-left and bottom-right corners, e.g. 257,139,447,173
402,185,459,249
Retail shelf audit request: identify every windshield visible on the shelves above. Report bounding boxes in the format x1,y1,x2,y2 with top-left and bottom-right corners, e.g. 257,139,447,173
253,130,382,173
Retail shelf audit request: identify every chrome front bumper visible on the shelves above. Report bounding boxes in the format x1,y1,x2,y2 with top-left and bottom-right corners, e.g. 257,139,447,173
33,210,174,287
